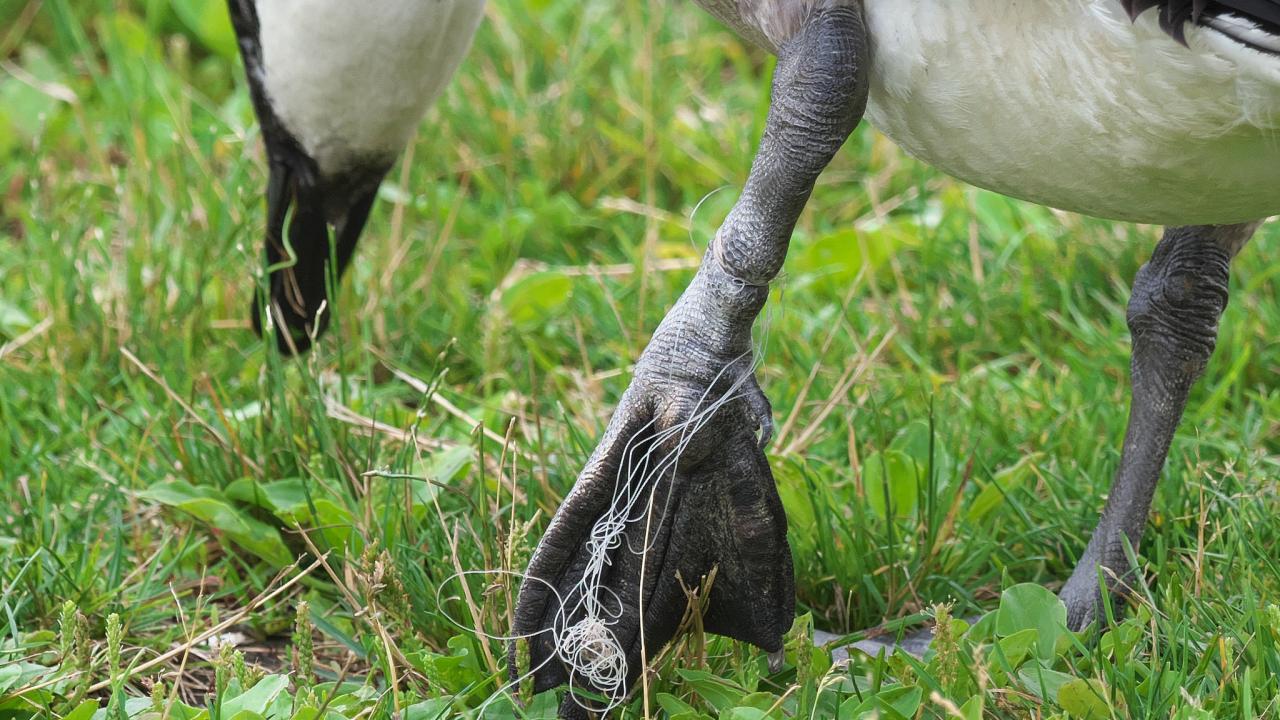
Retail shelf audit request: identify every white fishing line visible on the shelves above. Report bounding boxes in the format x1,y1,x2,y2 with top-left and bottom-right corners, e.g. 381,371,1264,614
547,348,763,708
437,266,782,715
432,569,572,715
546,269,781,708
434,359,760,714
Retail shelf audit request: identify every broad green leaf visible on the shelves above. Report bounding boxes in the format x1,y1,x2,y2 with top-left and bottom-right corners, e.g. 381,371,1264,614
419,635,487,698
231,479,347,553
23,629,55,645
224,478,352,549
882,685,924,718
165,703,210,720
499,270,572,328
863,450,918,520
521,691,563,719
964,610,998,644
656,693,700,716
838,685,921,720
996,583,1068,662
675,669,749,713
0,663,20,694
479,695,523,719
220,675,289,718
0,110,14,157
62,700,100,720
0,694,51,715
736,692,781,712
889,419,951,478
1017,665,1076,704
1058,678,1110,719
395,444,474,517
90,698,153,719
423,444,472,485
225,477,306,512
723,709,768,720
0,661,49,693
793,221,919,294
404,698,453,720
0,46,70,152
993,628,1039,670
1098,620,1143,661
139,480,292,566
774,462,818,539
967,454,1040,523
0,0,24,28
170,0,237,57
793,229,864,293
103,10,155,58
0,299,33,338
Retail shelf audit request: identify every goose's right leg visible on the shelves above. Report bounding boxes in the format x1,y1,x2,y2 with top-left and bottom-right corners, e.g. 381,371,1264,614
1059,222,1259,629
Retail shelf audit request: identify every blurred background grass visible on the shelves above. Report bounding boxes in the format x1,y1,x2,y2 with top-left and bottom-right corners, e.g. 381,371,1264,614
1,0,1278,717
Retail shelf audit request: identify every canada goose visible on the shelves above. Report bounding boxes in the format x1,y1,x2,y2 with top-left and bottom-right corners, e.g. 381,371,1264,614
227,0,484,354
513,0,1280,712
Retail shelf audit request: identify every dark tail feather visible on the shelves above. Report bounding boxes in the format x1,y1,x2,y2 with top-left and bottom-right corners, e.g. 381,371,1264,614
250,162,377,355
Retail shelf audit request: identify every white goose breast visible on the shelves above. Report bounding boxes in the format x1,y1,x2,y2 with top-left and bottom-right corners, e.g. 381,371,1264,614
863,0,1280,225
257,0,485,176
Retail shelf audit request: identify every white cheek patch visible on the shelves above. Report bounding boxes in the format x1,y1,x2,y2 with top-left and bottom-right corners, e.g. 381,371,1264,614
257,0,485,176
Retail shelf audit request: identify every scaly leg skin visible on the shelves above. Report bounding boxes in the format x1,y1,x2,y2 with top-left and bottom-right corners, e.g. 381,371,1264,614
513,3,868,714
1060,222,1259,630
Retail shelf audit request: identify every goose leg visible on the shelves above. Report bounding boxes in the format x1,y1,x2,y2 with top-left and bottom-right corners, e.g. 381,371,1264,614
513,3,868,712
1060,222,1258,630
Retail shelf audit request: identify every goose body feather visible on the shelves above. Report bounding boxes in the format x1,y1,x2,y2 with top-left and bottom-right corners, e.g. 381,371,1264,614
255,0,485,176
703,0,1280,225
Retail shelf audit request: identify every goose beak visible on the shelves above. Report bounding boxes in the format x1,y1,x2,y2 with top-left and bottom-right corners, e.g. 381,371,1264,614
249,163,379,355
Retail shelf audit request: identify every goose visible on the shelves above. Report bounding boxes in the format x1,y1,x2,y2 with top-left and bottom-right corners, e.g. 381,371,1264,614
511,0,1280,713
226,0,485,354
225,0,1278,712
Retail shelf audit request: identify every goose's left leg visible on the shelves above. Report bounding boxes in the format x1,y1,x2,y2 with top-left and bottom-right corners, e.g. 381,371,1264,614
513,2,867,712
1059,222,1259,630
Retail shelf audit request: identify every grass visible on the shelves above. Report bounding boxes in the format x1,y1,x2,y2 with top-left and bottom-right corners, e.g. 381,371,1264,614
1,0,1279,717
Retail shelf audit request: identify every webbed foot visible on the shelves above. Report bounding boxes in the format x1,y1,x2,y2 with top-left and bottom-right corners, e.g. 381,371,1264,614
512,277,793,712
511,4,869,712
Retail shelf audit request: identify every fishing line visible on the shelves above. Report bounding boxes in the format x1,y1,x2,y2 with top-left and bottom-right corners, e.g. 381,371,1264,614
433,363,757,713
435,251,787,714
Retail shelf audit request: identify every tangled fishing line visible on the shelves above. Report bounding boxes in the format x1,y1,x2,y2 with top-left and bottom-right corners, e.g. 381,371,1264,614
550,351,763,706
434,354,762,713
437,266,783,714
